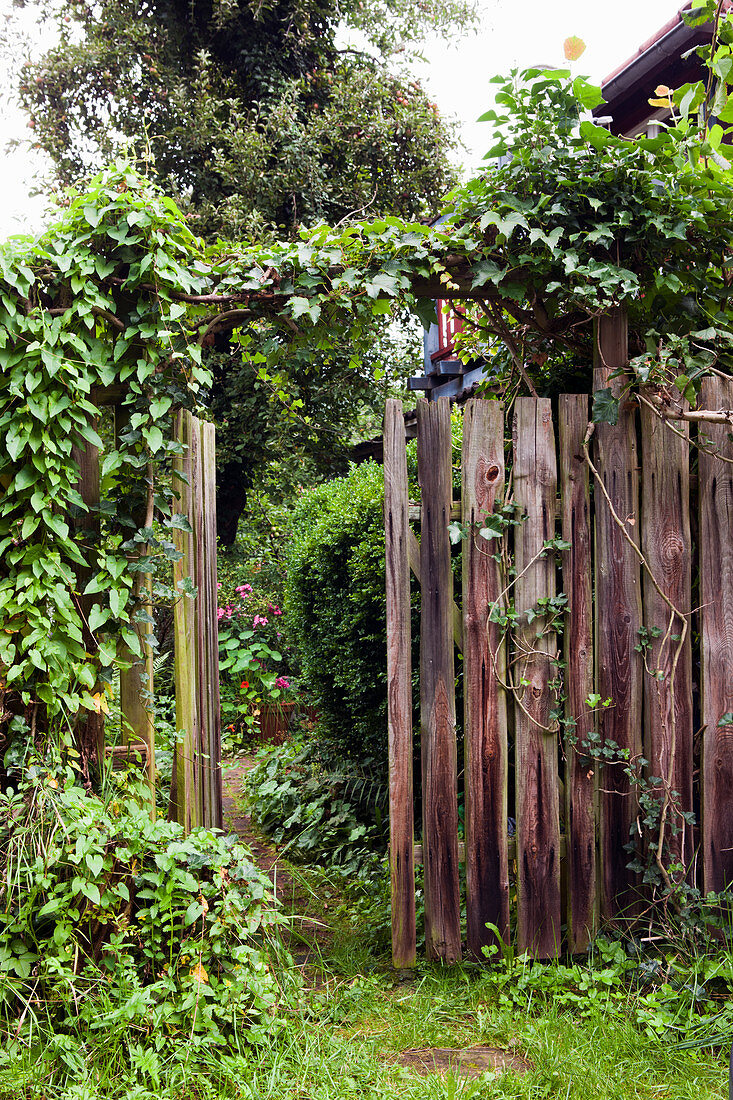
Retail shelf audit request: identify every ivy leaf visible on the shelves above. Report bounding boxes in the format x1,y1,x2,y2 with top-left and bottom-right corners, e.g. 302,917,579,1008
479,517,504,541
290,296,321,323
45,513,70,539
88,605,109,633
470,259,503,288
169,513,192,531
364,273,400,298
411,298,437,330
145,425,164,453
85,853,104,877
74,422,103,450
592,388,620,426
572,77,603,110
579,121,614,151
13,466,37,492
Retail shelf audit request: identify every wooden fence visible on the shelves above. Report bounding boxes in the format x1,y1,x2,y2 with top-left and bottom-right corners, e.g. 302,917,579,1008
384,353,733,966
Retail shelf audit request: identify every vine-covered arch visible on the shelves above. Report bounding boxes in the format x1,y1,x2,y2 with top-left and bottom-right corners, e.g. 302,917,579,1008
3,53,733,832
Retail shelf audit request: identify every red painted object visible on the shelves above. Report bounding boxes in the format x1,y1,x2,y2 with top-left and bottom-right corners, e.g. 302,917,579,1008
433,300,465,362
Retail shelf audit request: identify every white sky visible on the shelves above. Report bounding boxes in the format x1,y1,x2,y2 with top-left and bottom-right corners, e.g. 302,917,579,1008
0,0,687,239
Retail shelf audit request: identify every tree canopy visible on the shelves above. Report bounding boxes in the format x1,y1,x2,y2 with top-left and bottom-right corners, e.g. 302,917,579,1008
9,0,480,540
15,0,475,239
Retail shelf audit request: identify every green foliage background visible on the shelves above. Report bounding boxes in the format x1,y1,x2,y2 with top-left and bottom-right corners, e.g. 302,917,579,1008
284,461,394,765
14,0,473,239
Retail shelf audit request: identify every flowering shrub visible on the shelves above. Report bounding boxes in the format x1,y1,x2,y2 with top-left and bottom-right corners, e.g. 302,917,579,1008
285,460,415,765
216,578,295,752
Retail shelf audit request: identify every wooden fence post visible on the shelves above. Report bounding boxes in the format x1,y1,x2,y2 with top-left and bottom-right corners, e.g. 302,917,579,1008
171,411,222,832
699,376,733,895
417,398,461,964
172,411,200,830
71,433,104,774
593,308,643,919
384,399,416,968
640,403,693,873
115,404,155,810
513,397,561,958
198,420,222,830
462,399,509,956
559,394,596,952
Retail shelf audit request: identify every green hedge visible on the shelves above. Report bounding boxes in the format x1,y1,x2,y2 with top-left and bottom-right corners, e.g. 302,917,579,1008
285,461,397,765
284,415,464,773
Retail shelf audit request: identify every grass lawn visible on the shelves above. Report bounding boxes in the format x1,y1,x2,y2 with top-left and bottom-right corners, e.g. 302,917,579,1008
0,784,728,1100
234,903,729,1100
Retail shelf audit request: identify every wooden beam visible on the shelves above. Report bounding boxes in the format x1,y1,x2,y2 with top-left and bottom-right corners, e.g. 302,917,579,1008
412,837,568,866
462,398,510,956
409,504,461,522
417,398,461,964
384,399,416,968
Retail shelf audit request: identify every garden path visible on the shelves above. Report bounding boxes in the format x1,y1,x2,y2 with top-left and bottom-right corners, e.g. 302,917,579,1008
221,756,333,963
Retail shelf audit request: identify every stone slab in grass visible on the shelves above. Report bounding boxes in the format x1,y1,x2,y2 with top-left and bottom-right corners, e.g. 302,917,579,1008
395,1045,532,1078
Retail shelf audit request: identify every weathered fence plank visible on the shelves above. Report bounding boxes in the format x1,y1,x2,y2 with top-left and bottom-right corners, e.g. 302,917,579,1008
699,376,733,895
640,404,693,873
558,394,596,952
199,421,223,830
462,398,509,955
593,309,643,919
417,397,461,964
172,411,200,830
384,399,416,968
513,397,561,958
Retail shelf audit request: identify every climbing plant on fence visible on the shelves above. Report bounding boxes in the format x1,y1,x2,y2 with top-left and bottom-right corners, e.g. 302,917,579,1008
0,166,215,769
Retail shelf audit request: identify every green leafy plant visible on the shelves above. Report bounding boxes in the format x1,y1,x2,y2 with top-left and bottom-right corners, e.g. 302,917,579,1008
246,739,386,880
0,761,293,1091
0,160,216,768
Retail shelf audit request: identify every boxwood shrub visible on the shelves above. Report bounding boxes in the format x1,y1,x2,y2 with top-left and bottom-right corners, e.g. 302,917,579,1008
285,460,407,769
285,415,463,779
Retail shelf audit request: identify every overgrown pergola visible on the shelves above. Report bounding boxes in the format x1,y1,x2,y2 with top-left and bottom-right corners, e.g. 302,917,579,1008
1,66,733,843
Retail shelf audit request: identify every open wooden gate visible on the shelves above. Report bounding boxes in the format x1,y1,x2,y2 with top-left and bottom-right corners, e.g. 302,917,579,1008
385,356,733,966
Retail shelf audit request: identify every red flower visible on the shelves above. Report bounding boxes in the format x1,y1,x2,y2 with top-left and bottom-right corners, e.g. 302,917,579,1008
240,680,249,690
